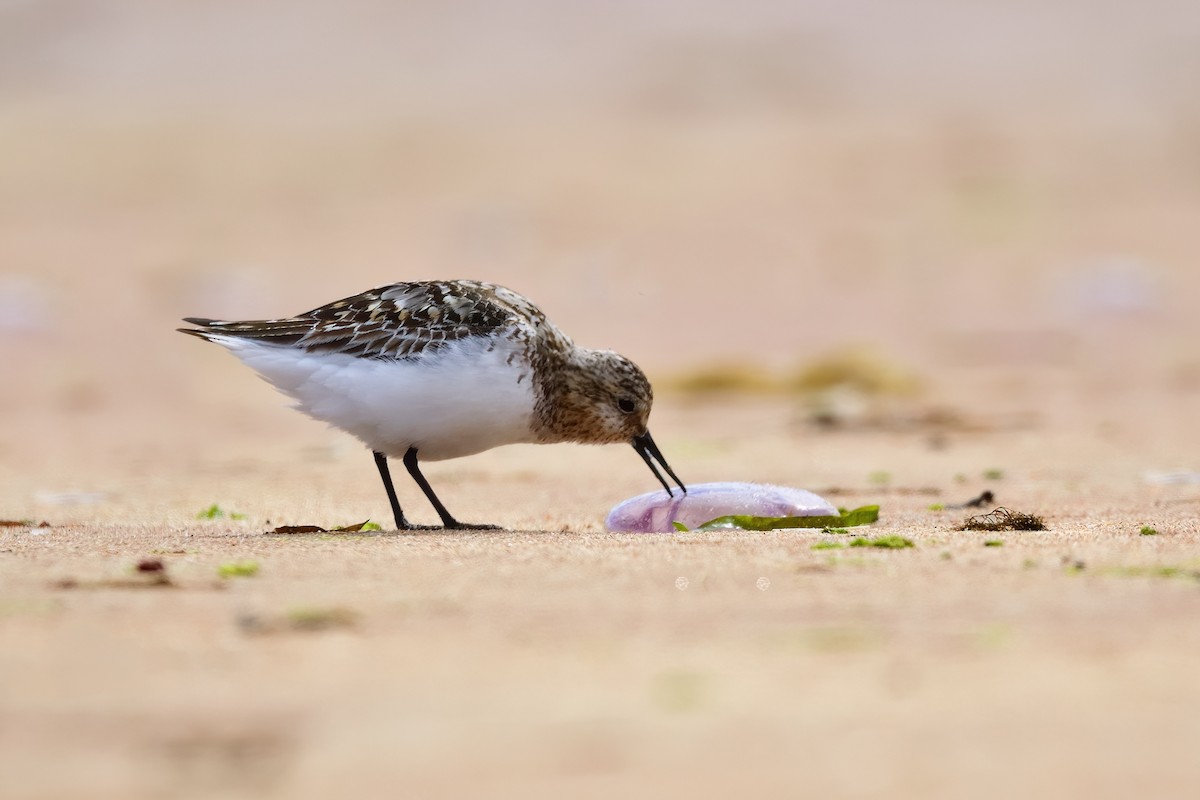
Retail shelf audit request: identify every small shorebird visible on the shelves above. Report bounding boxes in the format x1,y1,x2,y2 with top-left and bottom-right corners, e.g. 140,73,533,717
179,280,685,530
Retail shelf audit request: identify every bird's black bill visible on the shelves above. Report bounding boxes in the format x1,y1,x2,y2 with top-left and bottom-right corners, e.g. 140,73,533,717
632,431,687,497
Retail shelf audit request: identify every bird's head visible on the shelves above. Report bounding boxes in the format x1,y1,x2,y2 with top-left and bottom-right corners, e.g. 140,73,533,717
535,350,686,496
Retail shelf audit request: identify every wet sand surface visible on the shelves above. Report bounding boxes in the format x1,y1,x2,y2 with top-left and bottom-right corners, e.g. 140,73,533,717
5,397,1200,799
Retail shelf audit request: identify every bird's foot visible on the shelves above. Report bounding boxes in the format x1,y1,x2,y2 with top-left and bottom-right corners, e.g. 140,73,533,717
441,520,503,531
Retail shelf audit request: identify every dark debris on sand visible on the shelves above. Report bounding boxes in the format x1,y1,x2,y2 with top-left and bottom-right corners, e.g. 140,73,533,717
958,507,1047,532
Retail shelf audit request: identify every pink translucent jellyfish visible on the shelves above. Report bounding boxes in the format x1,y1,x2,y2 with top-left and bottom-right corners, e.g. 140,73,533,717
605,481,837,533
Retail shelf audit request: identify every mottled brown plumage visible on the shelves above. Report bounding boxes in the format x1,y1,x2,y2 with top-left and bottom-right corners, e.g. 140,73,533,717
183,280,570,363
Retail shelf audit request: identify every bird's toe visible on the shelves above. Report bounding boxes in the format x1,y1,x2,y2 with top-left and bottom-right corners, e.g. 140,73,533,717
443,521,503,531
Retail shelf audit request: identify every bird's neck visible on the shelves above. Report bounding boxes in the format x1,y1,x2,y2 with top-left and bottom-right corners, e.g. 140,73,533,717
528,345,603,444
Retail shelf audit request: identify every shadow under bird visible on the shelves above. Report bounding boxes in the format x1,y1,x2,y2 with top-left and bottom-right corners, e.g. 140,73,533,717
178,280,685,530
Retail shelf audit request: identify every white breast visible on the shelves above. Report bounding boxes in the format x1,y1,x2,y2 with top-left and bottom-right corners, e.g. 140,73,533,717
209,334,538,461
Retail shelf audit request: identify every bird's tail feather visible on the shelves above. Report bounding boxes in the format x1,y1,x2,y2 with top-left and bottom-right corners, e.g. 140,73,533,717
177,317,312,345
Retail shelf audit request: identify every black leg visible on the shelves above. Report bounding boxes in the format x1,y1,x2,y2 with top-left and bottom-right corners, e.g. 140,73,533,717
402,447,500,530
372,451,437,531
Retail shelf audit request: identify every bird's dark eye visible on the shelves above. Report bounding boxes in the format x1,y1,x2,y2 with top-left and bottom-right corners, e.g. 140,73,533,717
618,397,636,414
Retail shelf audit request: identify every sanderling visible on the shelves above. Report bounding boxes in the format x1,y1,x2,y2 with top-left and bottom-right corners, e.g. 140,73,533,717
179,280,685,530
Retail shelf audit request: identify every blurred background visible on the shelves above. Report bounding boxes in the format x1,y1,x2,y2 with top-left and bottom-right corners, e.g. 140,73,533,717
2,0,1199,516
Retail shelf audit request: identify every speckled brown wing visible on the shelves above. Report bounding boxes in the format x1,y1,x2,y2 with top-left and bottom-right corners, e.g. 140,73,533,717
181,280,567,361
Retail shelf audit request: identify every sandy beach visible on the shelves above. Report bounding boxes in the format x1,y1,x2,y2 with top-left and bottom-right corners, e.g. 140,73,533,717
3,2,1200,797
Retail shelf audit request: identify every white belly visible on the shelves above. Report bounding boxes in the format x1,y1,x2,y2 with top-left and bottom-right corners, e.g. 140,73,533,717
213,335,537,460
